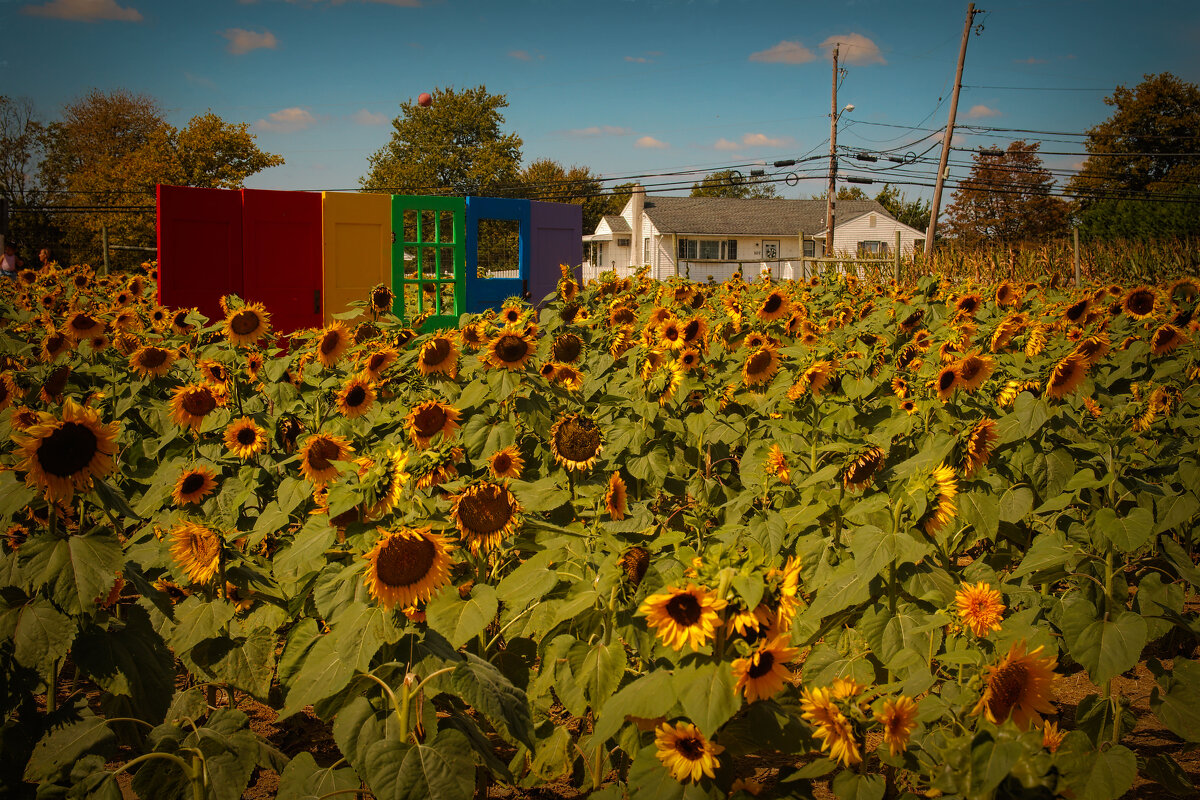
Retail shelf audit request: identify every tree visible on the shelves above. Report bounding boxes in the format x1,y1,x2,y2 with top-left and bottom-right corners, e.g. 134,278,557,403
517,158,608,231
165,113,284,189
874,184,931,231
941,140,1068,245
0,96,59,254
690,169,778,199
1067,73,1200,239
836,186,869,201
361,86,522,197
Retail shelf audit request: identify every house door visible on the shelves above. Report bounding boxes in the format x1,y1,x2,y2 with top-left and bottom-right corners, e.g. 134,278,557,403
391,196,465,332
465,196,529,314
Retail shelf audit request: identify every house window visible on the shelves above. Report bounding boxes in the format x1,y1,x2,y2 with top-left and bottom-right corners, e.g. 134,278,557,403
857,240,889,257
803,240,815,258
698,240,720,260
643,237,650,264
592,242,605,265
617,237,631,247
721,240,737,260
678,238,698,260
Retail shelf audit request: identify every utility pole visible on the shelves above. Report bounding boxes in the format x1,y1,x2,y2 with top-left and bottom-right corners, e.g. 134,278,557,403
826,44,839,259
925,2,980,256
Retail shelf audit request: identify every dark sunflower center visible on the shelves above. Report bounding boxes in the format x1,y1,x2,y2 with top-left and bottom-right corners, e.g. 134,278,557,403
556,418,601,461
747,650,777,679
1051,361,1079,388
36,421,99,477
69,314,99,333
675,736,705,760
612,308,635,325
958,298,978,314
663,325,680,342
938,370,957,391
182,389,216,417
139,348,168,369
763,294,783,314
372,288,392,308
413,405,448,437
236,426,258,446
459,485,514,534
44,367,70,397
231,310,261,336
423,338,452,366
959,358,982,382
495,334,529,364
1127,292,1154,315
989,661,1028,717
306,438,340,470
493,453,513,473
682,353,696,366
560,304,580,323
747,350,773,375
180,472,206,494
320,331,342,356
1154,329,1177,349
505,309,521,323
46,333,68,353
665,593,702,626
346,386,367,407
552,335,582,363
173,312,190,329
1066,300,1087,321
368,353,389,372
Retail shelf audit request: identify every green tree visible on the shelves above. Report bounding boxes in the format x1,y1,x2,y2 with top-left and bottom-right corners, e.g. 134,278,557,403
361,86,522,196
874,184,931,231
1067,73,1200,239
517,158,608,231
690,169,778,199
0,96,59,256
836,186,869,201
164,113,284,189
942,140,1068,245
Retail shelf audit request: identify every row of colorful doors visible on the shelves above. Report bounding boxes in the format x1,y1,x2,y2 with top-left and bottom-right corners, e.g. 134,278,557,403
156,185,581,333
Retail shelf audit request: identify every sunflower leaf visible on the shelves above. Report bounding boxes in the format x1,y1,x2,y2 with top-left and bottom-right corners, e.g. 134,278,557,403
73,605,175,725
91,477,143,521
360,730,475,800
1,596,73,682
425,583,498,649
674,661,740,736
1060,597,1147,686
1091,506,1155,553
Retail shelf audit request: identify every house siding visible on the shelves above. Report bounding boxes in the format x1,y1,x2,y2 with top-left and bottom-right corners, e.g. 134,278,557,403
832,212,924,256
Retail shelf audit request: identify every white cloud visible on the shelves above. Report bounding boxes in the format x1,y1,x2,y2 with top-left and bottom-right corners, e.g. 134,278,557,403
714,138,740,151
184,72,218,89
635,136,669,149
508,50,532,61
21,0,142,22
222,28,277,55
352,109,388,125
965,104,1001,119
818,33,885,65
1014,57,1047,65
625,56,651,63
749,40,816,64
256,107,317,133
566,125,633,137
742,132,791,147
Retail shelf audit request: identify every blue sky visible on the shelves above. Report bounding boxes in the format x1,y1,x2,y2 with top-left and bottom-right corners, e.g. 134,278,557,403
3,0,1198,203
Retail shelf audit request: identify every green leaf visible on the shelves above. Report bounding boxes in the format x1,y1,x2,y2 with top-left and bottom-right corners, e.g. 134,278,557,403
958,491,999,540
3,597,73,681
190,626,277,701
1092,506,1155,553
627,745,687,800
167,595,236,655
24,704,115,782
360,730,475,800
496,548,561,609
424,583,497,649
278,751,361,800
1060,598,1147,686
1079,744,1138,800
832,770,886,800
73,605,175,724
1143,753,1197,796
1011,532,1075,581
281,633,356,719
273,517,336,589
851,523,929,575
593,670,678,743
567,639,627,710
276,476,311,515
91,477,143,521
1154,492,1199,534
997,393,1050,442
804,561,872,620
1162,536,1200,587
333,693,398,775
330,600,402,671
447,652,536,749
997,486,1034,523
674,661,740,735
19,530,123,615
509,476,571,513
0,469,36,520
1150,658,1200,742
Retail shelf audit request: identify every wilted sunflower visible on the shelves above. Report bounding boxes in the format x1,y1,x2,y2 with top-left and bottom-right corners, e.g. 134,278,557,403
619,545,649,588
362,448,411,519
1045,353,1088,400
955,293,982,318
111,308,140,332
315,322,351,367
843,447,885,491
363,526,453,609
62,311,106,341
800,687,861,767
875,696,918,757
173,465,218,505
484,329,535,371
995,281,1018,307
169,383,226,431
223,417,269,460
169,522,222,585
487,445,525,480
551,332,584,364
955,581,1005,637
1063,297,1090,325
1072,334,1110,367
459,322,487,351
0,373,17,411
225,303,271,346
129,345,176,379
922,464,958,535
38,365,69,405
559,277,580,302
962,418,998,477
757,289,792,322
40,331,73,362
605,472,628,520
405,400,461,449
336,376,376,419
298,433,354,485
370,283,395,314
1122,287,1157,319
418,334,459,378
450,481,521,553
13,399,119,502
654,721,723,784
742,345,781,387
972,640,1057,731
955,353,993,392
608,304,637,327
765,444,791,485
550,413,603,471
638,584,726,652
935,363,959,401
1150,323,1184,356
732,636,798,703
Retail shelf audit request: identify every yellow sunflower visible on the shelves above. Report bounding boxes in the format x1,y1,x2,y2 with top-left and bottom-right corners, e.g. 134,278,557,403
13,399,119,503
955,353,993,392
742,345,781,387
732,636,798,703
362,448,411,519
962,419,998,477
764,444,791,485
360,347,399,381
223,417,269,460
654,721,724,784
1072,334,1110,367
369,283,395,314
418,334,459,378
1042,720,1067,753
605,472,628,520
315,321,351,368
875,696,918,756
450,481,522,553
487,446,524,480
298,433,355,485
39,365,71,405
128,345,176,379
638,584,726,652
619,545,649,587
483,329,536,371
935,364,959,401
800,687,862,767
460,322,488,351
843,447,885,491
1122,286,1157,320
197,359,229,386
955,581,1005,638
551,332,584,364
224,303,271,346
173,465,218,506
1045,354,1088,400
549,414,603,472
336,376,376,419
972,640,1057,731
62,311,106,341
363,526,453,609
1150,324,1184,356
923,464,958,535
169,522,222,585
757,290,792,322
405,400,462,449
40,331,73,363
170,309,196,335
169,383,227,431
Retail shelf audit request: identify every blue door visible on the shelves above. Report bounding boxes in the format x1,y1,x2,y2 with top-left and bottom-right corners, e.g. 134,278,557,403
465,196,529,315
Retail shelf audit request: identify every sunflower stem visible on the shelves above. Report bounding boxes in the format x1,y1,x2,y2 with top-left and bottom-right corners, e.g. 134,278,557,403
47,659,58,713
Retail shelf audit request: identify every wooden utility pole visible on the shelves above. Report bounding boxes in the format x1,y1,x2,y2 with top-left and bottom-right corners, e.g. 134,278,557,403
826,45,839,258
925,2,979,256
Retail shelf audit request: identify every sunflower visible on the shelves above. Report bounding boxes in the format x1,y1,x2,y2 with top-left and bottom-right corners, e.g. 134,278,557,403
0,373,17,411
1045,353,1088,400
62,311,106,341
962,419,998,477
405,400,461,449
1072,334,1110,367
336,376,376,419
128,345,176,379
552,363,584,392
1063,297,1090,325
1042,720,1067,753
198,359,229,386
36,365,69,405
1150,324,1184,356
13,399,119,503
40,331,73,362
551,332,584,364
757,290,791,322
764,444,791,485
923,464,958,535
315,322,351,368
360,347,399,381
483,329,536,371
678,348,702,372
620,545,649,587
171,309,196,335
550,414,603,471
298,433,355,485
955,294,982,317
658,318,686,351
654,721,723,784
875,696,918,757
173,465,218,505
935,364,959,401
450,481,522,553
370,283,395,314
732,636,798,703
1122,287,1157,319
487,445,525,480
500,305,524,326
223,417,269,460
169,522,222,585
363,448,411,519
149,306,169,330
955,581,1005,637
843,447,885,491
742,346,781,387
995,281,1018,307
681,317,709,348
225,303,271,346
638,584,726,652
800,687,861,767
972,640,1057,731
418,334,459,378
605,472,628,520
956,353,993,392
460,322,487,351
608,304,637,327
111,309,140,332
363,526,453,609
169,383,226,431
559,278,580,303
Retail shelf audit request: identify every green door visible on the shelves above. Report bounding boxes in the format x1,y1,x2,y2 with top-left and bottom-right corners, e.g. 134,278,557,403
391,195,466,332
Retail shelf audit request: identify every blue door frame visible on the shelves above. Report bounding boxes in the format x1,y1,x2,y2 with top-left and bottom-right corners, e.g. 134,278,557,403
465,196,530,315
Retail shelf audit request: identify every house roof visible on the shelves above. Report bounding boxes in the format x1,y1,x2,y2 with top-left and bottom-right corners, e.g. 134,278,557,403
601,215,631,234
639,196,890,236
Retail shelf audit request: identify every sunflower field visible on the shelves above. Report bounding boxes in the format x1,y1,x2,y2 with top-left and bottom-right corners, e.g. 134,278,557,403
1,260,1199,800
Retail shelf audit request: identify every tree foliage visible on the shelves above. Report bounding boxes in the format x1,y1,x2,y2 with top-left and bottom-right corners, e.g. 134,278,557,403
690,170,778,199
0,96,58,252
874,184,931,232
1067,72,1200,239
942,140,1068,245
516,158,608,232
361,86,523,197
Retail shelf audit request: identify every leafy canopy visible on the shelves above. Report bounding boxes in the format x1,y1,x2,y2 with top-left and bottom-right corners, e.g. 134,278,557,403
690,169,779,199
942,140,1068,245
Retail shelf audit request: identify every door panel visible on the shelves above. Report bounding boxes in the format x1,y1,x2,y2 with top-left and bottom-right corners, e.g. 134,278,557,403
322,192,391,324
391,195,464,332
156,185,243,322
465,196,529,314
529,201,582,307
241,189,323,334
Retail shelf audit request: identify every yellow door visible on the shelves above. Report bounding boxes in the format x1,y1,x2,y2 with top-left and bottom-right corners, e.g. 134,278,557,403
322,192,392,324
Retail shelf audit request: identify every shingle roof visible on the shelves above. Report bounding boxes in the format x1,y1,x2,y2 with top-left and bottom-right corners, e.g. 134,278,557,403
601,215,631,234
640,196,890,236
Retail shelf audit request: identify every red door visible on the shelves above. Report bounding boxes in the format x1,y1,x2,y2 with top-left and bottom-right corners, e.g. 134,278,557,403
157,185,243,322
241,189,323,334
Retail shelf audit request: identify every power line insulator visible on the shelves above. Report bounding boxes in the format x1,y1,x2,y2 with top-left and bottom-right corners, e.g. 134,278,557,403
773,159,797,168
979,148,1004,157
749,169,765,177
854,153,878,162
846,176,874,185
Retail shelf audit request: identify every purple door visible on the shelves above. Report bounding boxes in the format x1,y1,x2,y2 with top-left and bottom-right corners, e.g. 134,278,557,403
529,201,582,307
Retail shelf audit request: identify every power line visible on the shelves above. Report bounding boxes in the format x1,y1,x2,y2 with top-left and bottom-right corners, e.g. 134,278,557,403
962,84,1110,91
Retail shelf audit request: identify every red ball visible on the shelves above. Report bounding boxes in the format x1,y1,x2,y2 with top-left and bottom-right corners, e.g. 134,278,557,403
417,93,432,107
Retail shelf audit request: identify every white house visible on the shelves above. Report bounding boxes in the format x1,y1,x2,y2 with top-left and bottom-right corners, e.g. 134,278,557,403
582,186,926,283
